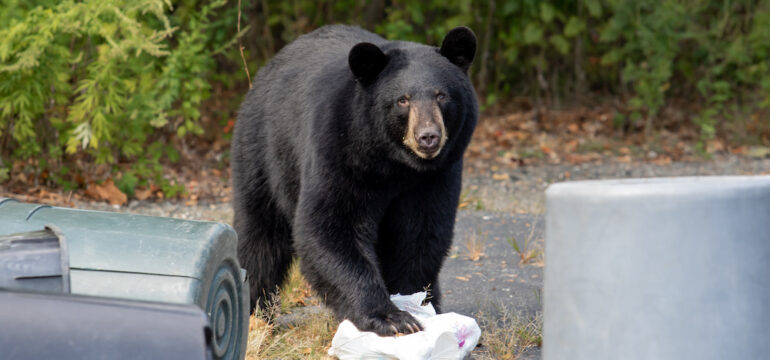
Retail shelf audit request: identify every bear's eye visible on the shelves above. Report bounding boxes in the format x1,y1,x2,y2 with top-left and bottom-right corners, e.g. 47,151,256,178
436,93,446,101
397,97,409,107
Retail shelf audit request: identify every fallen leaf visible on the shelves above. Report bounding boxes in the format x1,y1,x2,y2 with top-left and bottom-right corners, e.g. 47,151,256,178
565,139,579,152
223,119,236,134
455,276,469,281
707,139,725,152
616,155,632,163
652,156,672,165
730,146,747,155
14,172,27,184
511,131,529,141
565,153,597,164
492,173,509,181
135,188,152,201
85,179,127,205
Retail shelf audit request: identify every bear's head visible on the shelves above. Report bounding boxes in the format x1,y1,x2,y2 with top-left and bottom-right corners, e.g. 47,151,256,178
348,27,478,170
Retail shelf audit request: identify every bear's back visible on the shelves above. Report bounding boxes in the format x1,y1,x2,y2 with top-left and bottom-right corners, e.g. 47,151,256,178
255,25,385,89
234,26,392,215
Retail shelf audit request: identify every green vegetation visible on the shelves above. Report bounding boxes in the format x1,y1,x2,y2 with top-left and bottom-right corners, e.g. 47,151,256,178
0,0,239,193
2,0,769,193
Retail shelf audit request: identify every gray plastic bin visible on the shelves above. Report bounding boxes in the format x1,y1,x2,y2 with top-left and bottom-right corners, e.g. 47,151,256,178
544,175,770,360
0,290,213,360
0,227,69,292
0,197,248,360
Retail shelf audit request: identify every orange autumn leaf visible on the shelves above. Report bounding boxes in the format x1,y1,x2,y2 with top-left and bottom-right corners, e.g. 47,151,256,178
85,179,127,205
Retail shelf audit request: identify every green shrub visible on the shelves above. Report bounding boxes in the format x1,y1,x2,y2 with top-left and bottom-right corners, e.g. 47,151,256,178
0,0,234,193
1,0,769,194
374,0,769,141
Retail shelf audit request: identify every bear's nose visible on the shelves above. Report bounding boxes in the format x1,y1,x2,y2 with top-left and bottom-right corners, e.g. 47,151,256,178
416,128,441,150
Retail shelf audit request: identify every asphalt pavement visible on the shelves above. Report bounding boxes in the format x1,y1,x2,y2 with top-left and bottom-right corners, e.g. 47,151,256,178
440,210,545,359
442,210,544,317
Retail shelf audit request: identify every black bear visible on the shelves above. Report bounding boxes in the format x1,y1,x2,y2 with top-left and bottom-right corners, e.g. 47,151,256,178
231,25,477,336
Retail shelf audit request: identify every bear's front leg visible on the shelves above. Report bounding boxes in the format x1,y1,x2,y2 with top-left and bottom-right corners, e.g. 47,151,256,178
378,161,464,313
292,182,423,336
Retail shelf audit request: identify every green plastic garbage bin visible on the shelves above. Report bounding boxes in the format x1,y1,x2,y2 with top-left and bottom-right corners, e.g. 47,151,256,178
0,197,248,360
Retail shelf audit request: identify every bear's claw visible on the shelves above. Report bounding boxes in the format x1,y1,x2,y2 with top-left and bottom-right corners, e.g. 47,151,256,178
354,308,424,337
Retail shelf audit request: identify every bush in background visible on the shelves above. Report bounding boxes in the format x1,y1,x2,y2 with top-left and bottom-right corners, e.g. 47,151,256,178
0,0,238,193
1,0,769,193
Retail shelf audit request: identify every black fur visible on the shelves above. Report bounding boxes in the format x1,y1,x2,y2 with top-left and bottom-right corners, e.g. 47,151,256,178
231,25,478,336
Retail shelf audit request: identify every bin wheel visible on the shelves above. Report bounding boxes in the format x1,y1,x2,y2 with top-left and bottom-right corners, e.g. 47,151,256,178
206,263,244,360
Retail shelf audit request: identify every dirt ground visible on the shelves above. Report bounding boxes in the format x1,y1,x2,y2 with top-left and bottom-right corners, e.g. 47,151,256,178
65,154,770,220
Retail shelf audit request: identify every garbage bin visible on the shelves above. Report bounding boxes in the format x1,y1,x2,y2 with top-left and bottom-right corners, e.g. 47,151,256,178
0,197,249,360
0,289,214,360
543,175,770,360
0,227,69,293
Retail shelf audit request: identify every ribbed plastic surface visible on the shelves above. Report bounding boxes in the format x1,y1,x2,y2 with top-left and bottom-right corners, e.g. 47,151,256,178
0,228,69,292
0,198,248,360
0,290,212,360
544,176,770,360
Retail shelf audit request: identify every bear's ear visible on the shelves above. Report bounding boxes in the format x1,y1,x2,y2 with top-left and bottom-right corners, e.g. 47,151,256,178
349,42,389,85
440,27,477,73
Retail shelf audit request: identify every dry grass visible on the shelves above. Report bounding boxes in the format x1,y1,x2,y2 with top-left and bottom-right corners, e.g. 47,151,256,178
245,309,337,359
508,235,542,265
464,231,487,261
245,262,337,360
474,307,543,360
458,186,485,210
508,217,543,266
280,260,315,310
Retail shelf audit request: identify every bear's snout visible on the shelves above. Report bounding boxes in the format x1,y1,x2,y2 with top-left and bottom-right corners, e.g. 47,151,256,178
404,101,448,159
416,126,441,153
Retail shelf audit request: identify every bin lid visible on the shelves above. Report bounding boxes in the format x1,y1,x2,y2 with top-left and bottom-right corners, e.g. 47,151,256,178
0,198,236,280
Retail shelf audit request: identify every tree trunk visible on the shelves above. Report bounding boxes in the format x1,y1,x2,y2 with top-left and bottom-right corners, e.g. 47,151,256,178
477,0,495,101
574,0,586,104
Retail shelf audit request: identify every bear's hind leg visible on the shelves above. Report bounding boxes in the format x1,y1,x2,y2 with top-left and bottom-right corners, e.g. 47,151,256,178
233,180,294,313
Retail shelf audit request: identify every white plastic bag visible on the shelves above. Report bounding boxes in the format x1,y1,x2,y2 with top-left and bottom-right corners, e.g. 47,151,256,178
327,292,481,360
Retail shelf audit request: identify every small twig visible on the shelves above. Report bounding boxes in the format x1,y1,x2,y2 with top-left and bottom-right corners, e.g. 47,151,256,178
238,0,253,89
